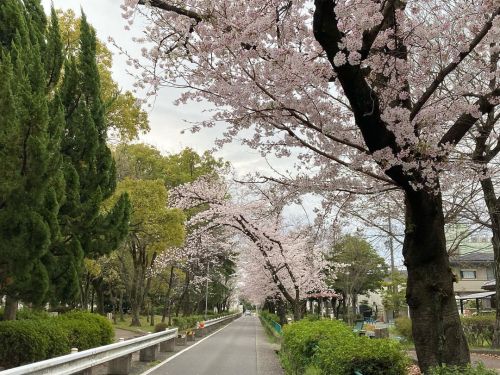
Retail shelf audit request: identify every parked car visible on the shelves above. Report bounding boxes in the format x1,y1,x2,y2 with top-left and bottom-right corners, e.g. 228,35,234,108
245,310,252,316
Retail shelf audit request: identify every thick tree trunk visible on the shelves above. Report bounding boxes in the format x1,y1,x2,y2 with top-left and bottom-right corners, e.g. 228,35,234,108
90,289,95,313
131,303,141,326
129,263,142,326
150,301,155,327
3,296,18,320
292,300,301,321
403,189,469,372
277,299,287,325
350,294,357,325
176,272,190,316
93,279,105,315
161,266,175,323
479,178,500,348
119,290,125,322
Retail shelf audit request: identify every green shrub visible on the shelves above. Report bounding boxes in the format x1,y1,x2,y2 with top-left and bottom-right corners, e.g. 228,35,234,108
461,315,495,347
0,311,114,368
16,308,50,320
58,311,113,346
154,322,168,332
314,336,408,375
260,310,280,323
0,320,49,368
428,363,496,375
281,320,355,374
394,317,412,341
0,319,70,368
281,319,409,375
57,318,102,350
37,320,70,358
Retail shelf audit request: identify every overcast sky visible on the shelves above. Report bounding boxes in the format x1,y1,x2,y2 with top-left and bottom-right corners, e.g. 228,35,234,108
40,0,276,177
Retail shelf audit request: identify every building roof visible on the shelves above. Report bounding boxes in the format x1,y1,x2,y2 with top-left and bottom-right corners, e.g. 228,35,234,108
482,280,496,291
455,291,495,300
450,252,494,264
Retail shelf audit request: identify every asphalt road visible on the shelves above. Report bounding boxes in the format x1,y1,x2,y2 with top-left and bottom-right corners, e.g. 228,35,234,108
149,315,283,375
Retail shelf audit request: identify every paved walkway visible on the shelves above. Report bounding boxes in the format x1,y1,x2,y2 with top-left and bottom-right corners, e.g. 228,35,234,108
408,350,500,372
148,315,283,375
114,328,143,341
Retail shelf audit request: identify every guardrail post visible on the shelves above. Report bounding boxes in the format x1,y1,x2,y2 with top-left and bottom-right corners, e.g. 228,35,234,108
160,338,175,352
139,344,158,362
108,353,132,375
175,335,188,346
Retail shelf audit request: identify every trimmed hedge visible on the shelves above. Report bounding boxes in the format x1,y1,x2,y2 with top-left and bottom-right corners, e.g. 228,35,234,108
281,320,409,375
58,311,114,348
0,310,114,369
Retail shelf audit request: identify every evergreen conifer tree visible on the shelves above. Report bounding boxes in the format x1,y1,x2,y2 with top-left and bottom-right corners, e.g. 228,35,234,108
0,0,64,319
52,13,130,305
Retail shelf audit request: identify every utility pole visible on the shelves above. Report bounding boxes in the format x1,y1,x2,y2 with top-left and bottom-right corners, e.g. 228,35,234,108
387,205,397,321
205,262,210,319
388,209,395,274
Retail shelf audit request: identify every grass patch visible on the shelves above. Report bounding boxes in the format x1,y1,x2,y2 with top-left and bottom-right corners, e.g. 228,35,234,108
112,315,164,333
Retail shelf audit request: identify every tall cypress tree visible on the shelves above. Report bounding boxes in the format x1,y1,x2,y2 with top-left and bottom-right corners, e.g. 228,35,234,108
0,0,64,319
52,13,130,306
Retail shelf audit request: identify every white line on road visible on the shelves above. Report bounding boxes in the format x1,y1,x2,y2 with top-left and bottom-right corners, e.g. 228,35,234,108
141,319,238,375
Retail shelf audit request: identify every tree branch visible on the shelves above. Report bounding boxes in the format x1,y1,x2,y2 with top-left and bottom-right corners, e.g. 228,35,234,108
439,88,500,147
410,8,500,121
137,0,204,23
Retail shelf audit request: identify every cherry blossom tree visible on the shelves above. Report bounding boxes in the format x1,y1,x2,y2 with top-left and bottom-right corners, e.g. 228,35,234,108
167,176,328,320
122,0,500,369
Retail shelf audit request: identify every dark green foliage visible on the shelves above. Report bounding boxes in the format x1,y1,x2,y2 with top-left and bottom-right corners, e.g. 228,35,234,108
280,320,409,375
16,308,50,320
0,311,114,368
428,363,496,375
0,319,69,368
0,320,52,367
46,12,129,304
59,311,114,346
0,2,128,309
0,0,64,308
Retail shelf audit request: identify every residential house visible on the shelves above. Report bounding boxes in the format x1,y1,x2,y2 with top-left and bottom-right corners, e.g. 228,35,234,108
450,251,495,311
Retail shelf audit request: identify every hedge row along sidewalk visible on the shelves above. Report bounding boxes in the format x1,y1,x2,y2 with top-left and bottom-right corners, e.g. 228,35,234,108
280,319,409,375
0,311,114,369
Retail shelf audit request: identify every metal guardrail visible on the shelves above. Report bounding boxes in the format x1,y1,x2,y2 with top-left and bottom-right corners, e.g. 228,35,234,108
0,328,178,375
204,313,239,328
0,313,241,375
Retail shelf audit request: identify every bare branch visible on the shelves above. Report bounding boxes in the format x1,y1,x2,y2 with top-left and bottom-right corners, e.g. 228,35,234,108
138,0,204,23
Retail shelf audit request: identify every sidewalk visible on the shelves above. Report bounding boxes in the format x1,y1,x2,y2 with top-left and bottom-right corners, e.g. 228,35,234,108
408,350,500,373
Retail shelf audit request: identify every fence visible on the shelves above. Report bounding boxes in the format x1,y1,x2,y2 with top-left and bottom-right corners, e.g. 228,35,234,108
259,313,282,337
